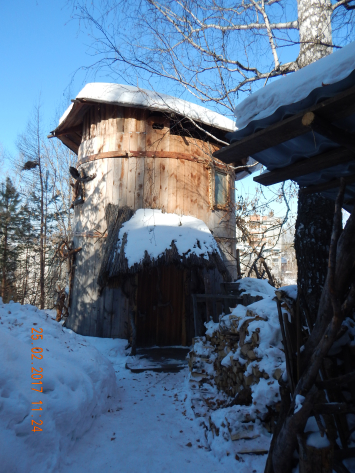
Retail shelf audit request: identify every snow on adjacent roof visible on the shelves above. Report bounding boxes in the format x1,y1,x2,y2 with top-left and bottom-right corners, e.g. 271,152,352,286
233,41,355,133
113,209,221,269
227,41,355,211
60,83,236,132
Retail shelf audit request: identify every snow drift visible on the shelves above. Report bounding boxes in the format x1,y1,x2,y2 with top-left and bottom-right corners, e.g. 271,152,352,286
0,300,117,473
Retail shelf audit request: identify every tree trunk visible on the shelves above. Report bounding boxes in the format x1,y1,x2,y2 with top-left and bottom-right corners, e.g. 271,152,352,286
1,193,9,302
297,0,333,69
295,0,334,329
272,1,336,472
39,149,45,310
1,226,7,302
295,193,334,324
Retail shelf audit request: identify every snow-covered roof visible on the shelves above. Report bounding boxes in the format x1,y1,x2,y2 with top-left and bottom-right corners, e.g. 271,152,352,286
226,41,355,211
60,83,236,132
233,41,355,134
110,209,222,273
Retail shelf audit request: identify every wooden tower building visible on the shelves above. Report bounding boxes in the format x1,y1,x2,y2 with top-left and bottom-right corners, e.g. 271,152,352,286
50,83,248,346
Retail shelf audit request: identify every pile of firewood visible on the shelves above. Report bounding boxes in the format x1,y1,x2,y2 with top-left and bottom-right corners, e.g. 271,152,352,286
189,296,286,410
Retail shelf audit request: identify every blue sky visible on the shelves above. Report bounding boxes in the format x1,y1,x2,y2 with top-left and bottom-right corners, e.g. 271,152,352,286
0,0,298,157
0,1,95,156
0,0,298,218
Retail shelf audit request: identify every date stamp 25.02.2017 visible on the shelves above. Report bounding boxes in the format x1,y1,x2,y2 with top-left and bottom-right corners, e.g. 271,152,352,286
31,325,44,432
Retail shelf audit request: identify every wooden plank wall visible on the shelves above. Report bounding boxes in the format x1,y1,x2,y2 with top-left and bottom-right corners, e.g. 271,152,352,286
68,103,237,338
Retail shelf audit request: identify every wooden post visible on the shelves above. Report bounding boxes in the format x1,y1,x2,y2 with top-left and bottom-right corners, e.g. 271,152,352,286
192,294,199,337
296,297,301,382
297,433,333,473
129,309,137,356
181,270,187,346
277,299,295,393
236,248,241,279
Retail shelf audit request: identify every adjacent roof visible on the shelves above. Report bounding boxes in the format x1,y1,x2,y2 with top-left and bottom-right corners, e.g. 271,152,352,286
214,41,355,211
232,42,355,136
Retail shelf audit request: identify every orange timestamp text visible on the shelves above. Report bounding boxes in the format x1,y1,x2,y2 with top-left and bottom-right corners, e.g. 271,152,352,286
31,326,44,432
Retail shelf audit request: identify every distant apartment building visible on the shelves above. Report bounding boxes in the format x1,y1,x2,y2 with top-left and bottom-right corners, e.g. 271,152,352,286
236,214,297,286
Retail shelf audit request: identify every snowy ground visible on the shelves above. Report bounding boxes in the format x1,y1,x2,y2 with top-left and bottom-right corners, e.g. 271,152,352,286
0,300,263,473
58,339,247,473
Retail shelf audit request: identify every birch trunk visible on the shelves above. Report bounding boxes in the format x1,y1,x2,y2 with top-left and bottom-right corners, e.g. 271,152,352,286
297,0,333,69
295,0,334,332
272,1,336,471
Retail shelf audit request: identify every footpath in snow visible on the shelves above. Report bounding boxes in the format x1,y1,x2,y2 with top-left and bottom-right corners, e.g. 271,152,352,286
58,339,241,473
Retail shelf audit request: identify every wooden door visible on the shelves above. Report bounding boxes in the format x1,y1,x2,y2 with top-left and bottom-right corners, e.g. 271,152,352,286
136,265,185,346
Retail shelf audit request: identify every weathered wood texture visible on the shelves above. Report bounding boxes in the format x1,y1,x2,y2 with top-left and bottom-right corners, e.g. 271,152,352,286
67,104,237,341
136,266,185,346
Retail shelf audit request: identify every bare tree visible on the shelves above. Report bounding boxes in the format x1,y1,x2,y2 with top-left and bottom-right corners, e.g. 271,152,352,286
17,104,48,309
16,104,76,309
69,0,354,114
67,0,355,286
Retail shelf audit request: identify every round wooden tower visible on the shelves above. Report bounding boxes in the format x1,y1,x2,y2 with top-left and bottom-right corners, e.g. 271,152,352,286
51,83,248,345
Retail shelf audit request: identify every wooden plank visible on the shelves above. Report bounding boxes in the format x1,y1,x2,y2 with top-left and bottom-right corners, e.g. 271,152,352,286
167,158,177,213
146,115,170,152
300,173,355,195
77,150,216,166
126,107,138,152
136,109,147,152
90,106,96,139
99,103,105,137
120,288,129,339
143,157,154,208
153,158,162,208
135,157,145,209
127,157,137,209
192,294,198,338
91,156,108,337
116,158,126,207
120,157,129,207
159,158,169,212
82,112,88,141
110,288,120,338
112,155,121,204
183,160,193,216
303,111,355,153
253,147,355,186
102,288,114,338
95,104,100,138
114,106,125,133
191,162,201,218
105,157,114,205
214,85,355,164
105,104,112,136
53,124,82,138
196,164,209,221
58,135,79,155
52,101,91,135
182,270,187,346
176,158,185,214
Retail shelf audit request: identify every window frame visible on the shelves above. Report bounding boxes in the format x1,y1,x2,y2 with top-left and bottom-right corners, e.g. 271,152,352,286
209,166,231,210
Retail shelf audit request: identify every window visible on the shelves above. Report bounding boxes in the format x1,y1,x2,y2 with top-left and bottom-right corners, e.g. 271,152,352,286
209,167,230,209
215,171,228,206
